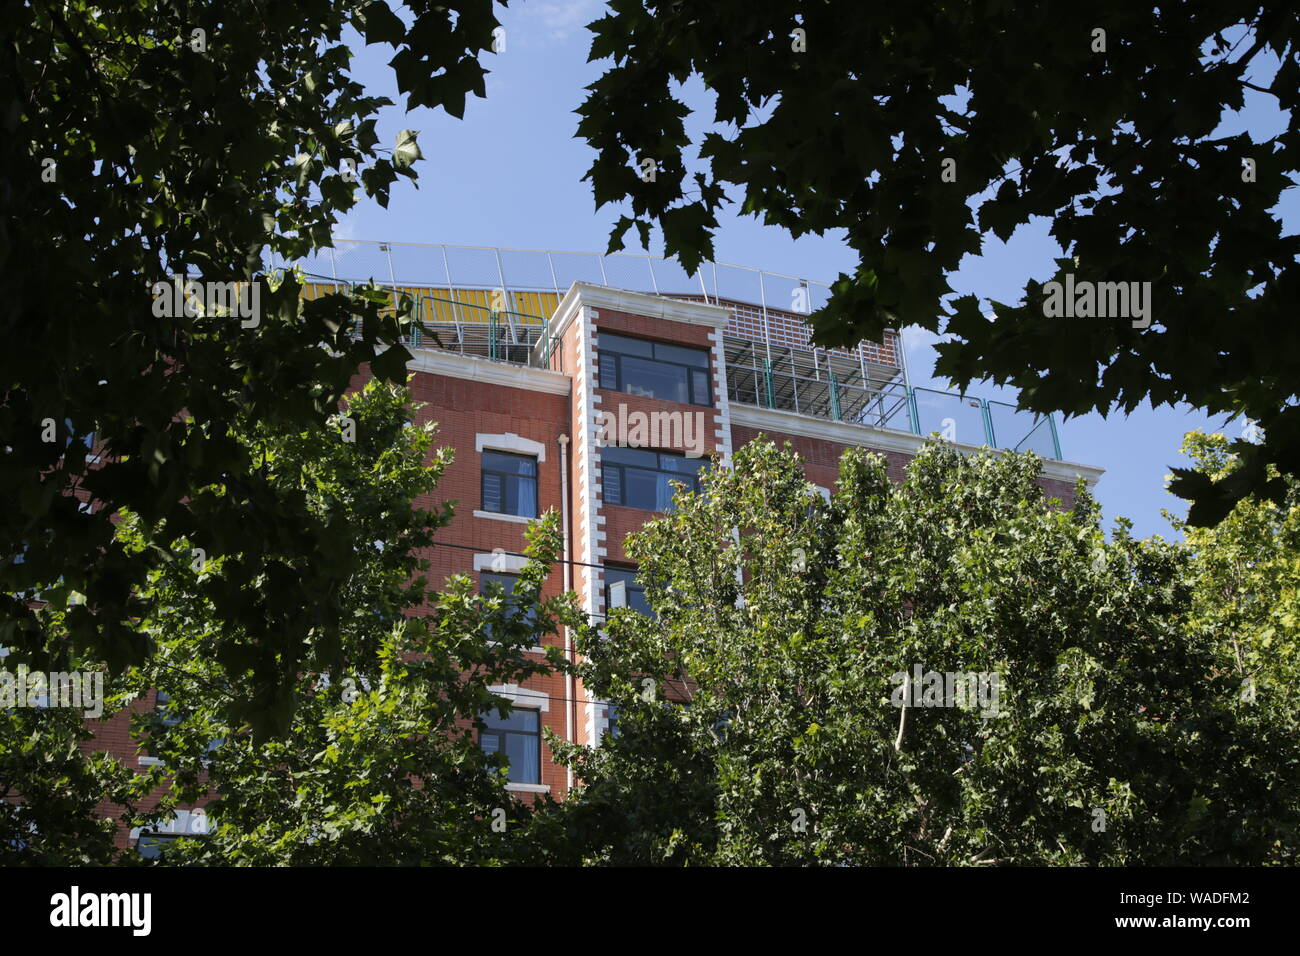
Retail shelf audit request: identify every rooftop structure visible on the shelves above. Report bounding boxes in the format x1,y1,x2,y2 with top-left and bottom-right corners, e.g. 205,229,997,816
281,239,1061,459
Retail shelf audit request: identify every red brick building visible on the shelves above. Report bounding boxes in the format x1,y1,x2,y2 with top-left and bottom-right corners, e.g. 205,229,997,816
313,242,1101,802
88,242,1104,847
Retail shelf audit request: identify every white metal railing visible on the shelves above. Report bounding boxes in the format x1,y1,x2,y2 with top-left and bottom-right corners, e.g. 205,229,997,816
273,239,910,386
276,241,1065,458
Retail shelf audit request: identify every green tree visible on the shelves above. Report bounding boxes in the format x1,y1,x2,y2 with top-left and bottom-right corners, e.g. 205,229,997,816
104,379,578,864
535,439,1299,864
3,0,507,729
579,2,1300,524
1170,431,1300,800
0,697,156,865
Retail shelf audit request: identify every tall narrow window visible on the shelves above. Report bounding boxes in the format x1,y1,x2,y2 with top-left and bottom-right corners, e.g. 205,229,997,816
152,691,223,760
480,572,540,644
479,708,541,784
605,566,654,618
481,451,538,518
154,690,182,727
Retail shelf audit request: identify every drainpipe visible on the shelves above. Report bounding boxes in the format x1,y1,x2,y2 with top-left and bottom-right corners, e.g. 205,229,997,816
557,433,573,793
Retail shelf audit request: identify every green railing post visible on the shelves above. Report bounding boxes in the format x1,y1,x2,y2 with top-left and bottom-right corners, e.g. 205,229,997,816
763,359,775,409
410,296,423,348
1048,413,1063,460
907,388,921,435
829,370,841,421
980,399,996,448
489,311,498,360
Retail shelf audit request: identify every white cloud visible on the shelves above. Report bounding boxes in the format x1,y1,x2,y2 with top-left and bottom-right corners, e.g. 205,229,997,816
900,325,941,384
331,218,360,242
521,0,603,43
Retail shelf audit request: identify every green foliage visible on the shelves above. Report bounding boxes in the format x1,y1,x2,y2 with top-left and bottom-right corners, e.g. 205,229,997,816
2,0,508,730
0,696,157,865
579,2,1300,523
535,439,1300,864
103,379,577,864
1169,431,1300,785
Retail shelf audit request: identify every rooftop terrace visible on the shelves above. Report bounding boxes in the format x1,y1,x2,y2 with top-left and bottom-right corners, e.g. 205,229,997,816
280,240,1062,460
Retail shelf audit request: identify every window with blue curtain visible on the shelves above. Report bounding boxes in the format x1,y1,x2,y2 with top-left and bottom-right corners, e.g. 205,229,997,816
601,446,708,511
481,450,538,518
479,707,541,784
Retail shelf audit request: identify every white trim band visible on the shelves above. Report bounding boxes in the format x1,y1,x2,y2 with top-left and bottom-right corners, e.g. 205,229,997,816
476,432,546,462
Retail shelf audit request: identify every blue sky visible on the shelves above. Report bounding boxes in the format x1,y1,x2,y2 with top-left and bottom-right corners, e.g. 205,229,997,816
331,1,1292,540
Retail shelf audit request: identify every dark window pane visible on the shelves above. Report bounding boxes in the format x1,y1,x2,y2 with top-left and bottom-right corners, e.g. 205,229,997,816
482,452,538,516
482,573,517,595
482,472,503,512
155,690,181,727
603,445,657,467
620,355,689,403
599,358,619,390
654,473,677,511
483,707,539,733
599,332,653,357
606,567,653,618
503,733,539,784
623,468,661,510
480,707,541,785
603,466,622,505
657,453,700,474
482,451,537,476
654,342,710,368
62,418,95,450
480,575,538,629
691,369,711,403
598,334,712,406
605,450,707,512
503,476,537,518
137,834,178,860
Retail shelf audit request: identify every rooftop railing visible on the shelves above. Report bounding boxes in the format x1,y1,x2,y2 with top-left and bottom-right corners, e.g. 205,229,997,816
286,242,1063,460
731,361,1062,460
277,239,904,372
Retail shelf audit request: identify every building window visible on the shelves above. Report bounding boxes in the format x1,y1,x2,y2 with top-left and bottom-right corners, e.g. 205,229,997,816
133,809,211,859
479,707,541,784
136,833,181,860
152,691,223,760
598,332,712,406
480,572,539,639
605,566,653,618
154,690,182,727
481,451,538,518
602,446,708,511
481,572,533,620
